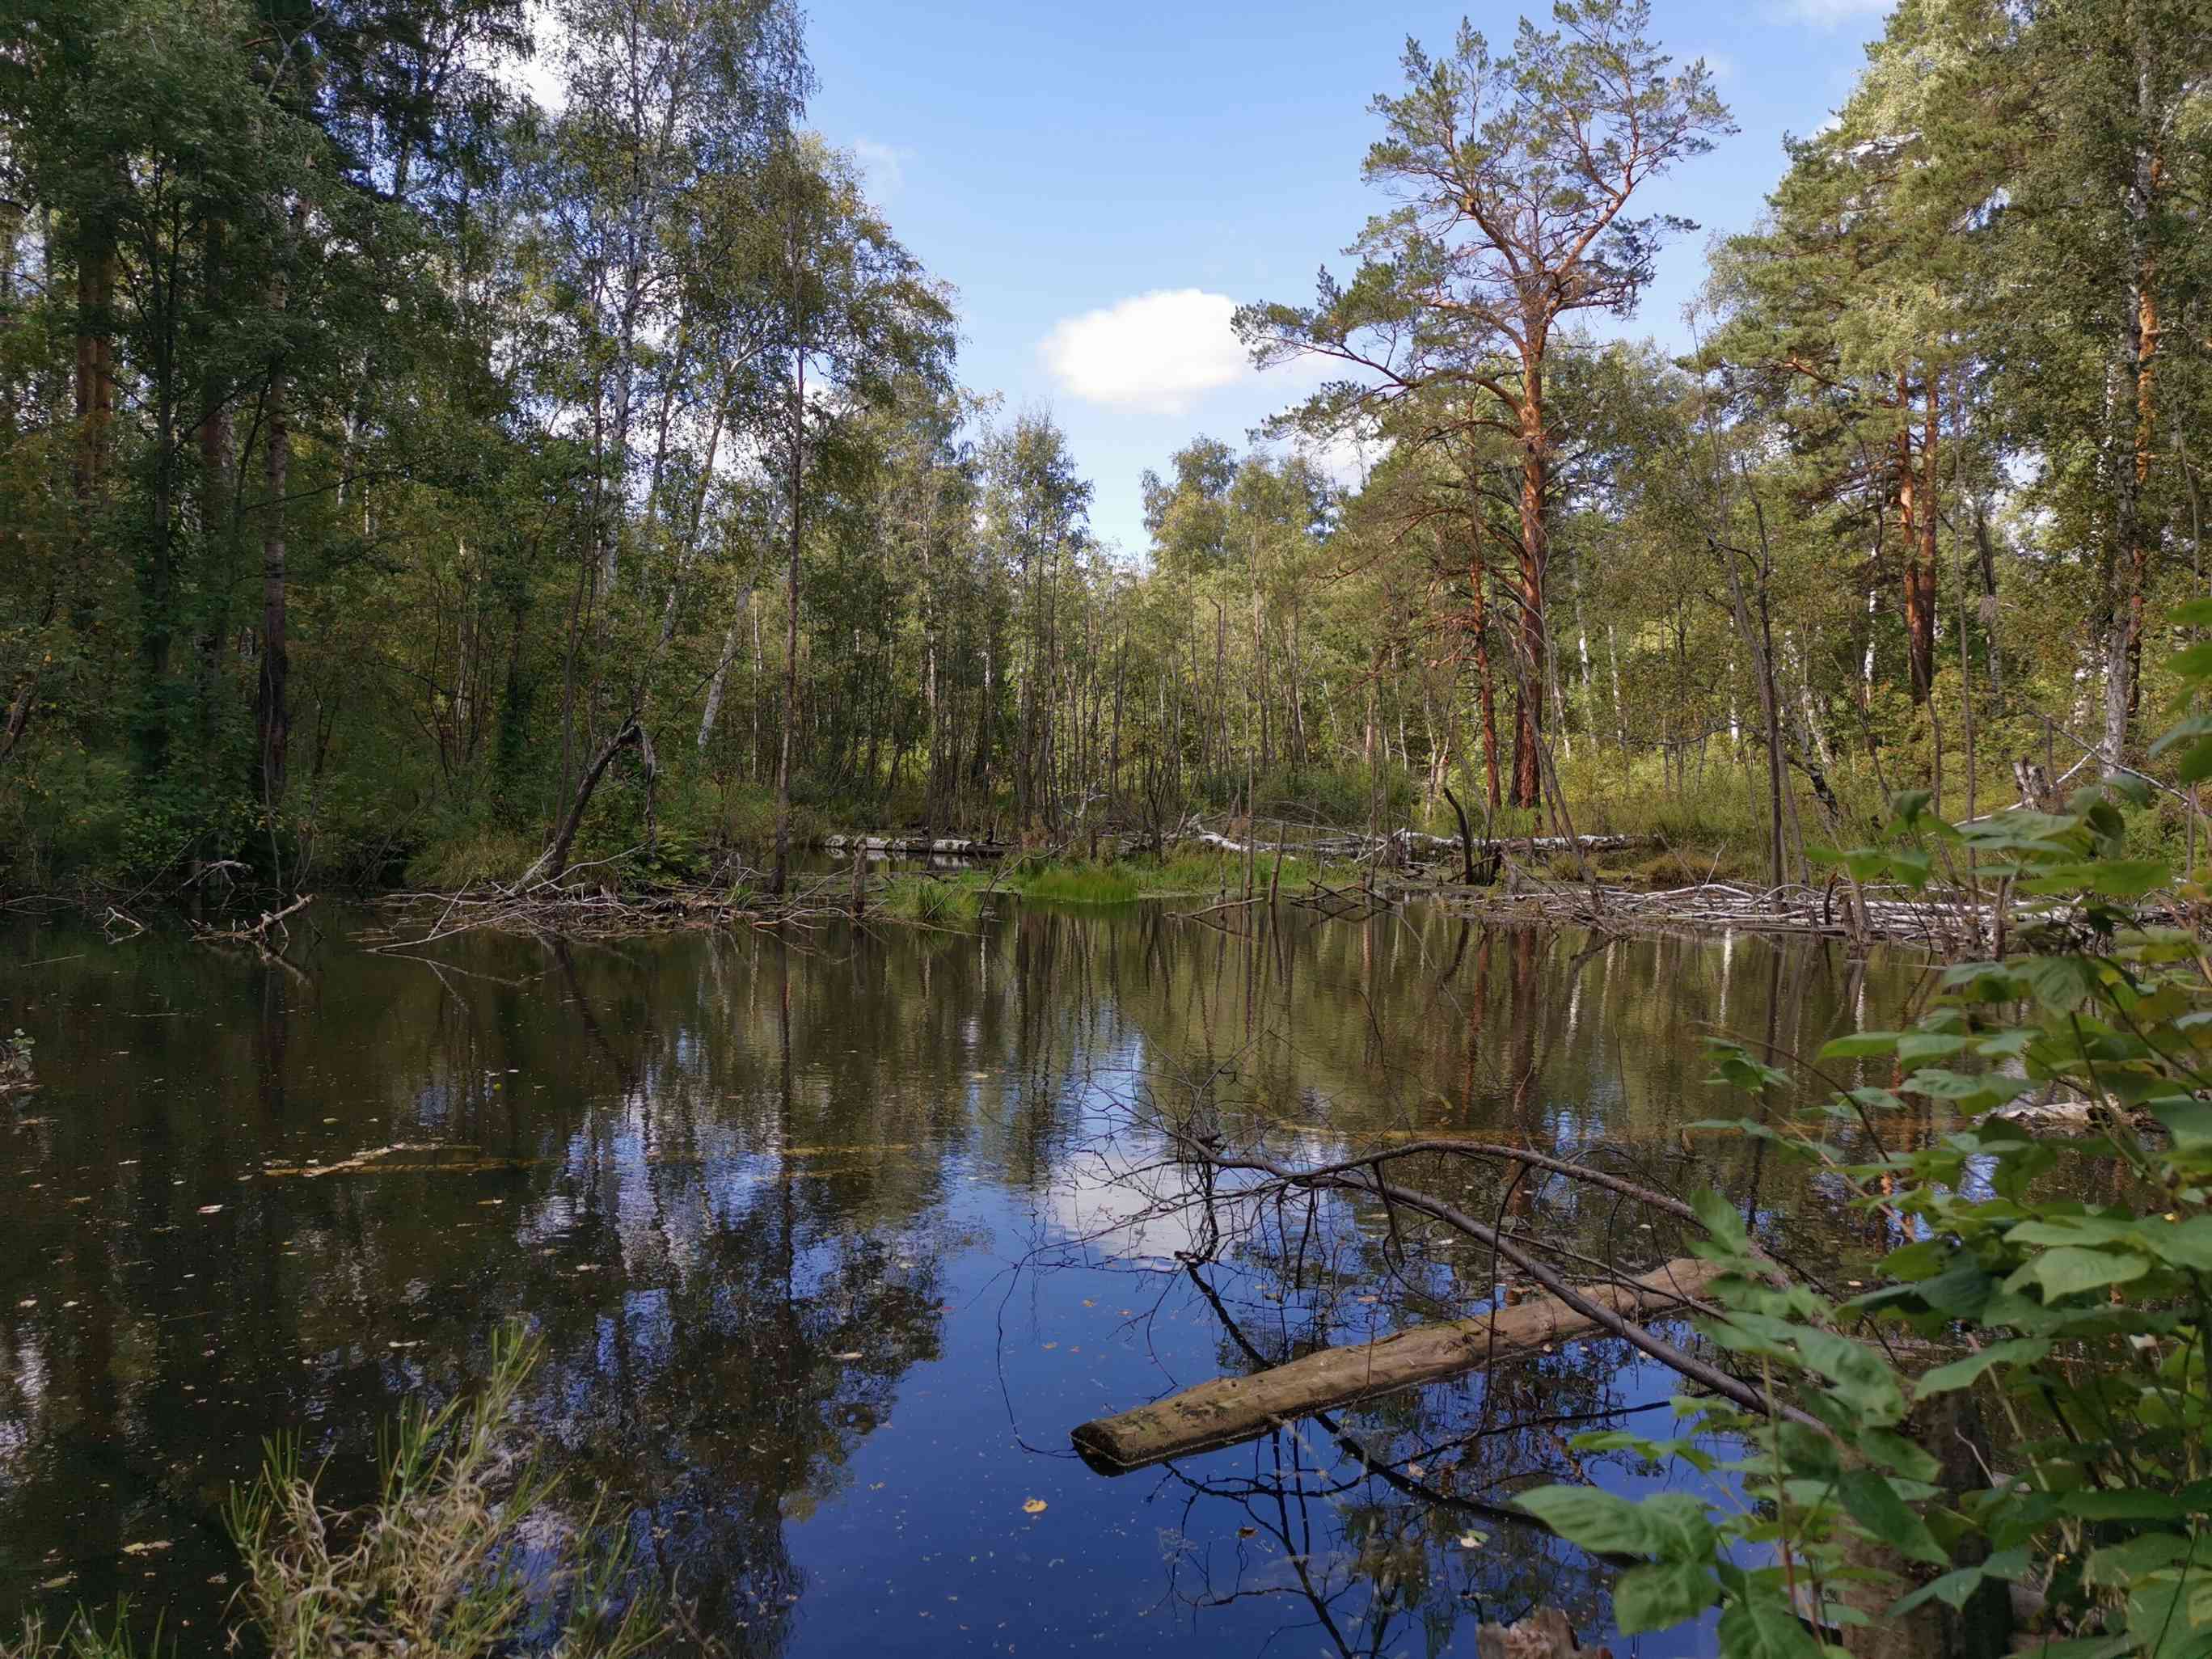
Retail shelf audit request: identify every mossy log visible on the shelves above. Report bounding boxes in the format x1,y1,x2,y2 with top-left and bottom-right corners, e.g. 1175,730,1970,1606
1072,1256,1724,1474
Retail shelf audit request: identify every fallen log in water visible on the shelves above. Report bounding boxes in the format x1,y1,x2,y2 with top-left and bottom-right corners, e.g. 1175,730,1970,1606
1071,1256,1723,1473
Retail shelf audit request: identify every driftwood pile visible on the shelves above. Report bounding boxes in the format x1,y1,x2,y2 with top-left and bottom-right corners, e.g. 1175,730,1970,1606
1181,823,1650,865
1446,876,2084,951
362,854,868,952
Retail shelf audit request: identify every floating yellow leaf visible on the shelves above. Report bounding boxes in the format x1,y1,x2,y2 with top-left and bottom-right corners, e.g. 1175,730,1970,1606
1021,1498,1047,1515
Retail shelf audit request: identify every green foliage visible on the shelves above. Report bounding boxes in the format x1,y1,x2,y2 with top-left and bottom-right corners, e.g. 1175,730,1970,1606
1520,615,2212,1657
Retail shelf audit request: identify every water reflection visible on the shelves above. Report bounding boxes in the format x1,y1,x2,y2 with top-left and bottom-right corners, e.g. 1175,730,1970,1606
1,905,1928,1654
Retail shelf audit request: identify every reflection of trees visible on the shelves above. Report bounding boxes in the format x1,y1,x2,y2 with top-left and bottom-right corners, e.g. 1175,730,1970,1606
1,903,1954,1649
1149,1258,1649,1656
0,922,977,1648
1086,909,1937,1273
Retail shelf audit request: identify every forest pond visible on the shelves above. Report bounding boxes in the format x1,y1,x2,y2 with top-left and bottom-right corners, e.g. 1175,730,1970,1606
1,902,1935,1656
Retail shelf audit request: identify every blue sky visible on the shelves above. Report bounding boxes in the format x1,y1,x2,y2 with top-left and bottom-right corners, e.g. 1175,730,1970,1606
804,0,1892,556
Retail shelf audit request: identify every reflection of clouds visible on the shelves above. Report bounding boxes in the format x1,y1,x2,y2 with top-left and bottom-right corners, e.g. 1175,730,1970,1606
6,905,1945,1653
1045,1144,1205,1264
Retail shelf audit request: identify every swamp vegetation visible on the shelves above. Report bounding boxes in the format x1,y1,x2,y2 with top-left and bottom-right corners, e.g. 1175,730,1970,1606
4,0,2212,905
9,0,2212,1654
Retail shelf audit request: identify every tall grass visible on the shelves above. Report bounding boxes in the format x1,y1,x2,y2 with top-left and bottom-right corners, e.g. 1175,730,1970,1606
8,1326,661,1659
879,873,985,922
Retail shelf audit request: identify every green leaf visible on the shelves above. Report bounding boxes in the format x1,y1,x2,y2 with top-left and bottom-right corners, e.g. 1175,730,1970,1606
1838,1468,1945,1564
1889,848,1933,885
1896,1032,1970,1063
2172,599,2212,630
1614,1558,1719,1632
2125,1574,2212,1659
2021,1247,2152,1300
1891,1567,1991,1617
2007,1218,2141,1247
2083,1533,2191,1588
1890,1547,2029,1617
2138,1216,2212,1272
1718,1590,1826,1659
2153,1098,2212,1152
2021,859,2170,898
2166,640,2212,676
1913,1338,2049,1398
1819,1032,1904,1060
1693,1189,1750,1250
1515,1485,1661,1556
2020,956,2098,1015
2057,1492,2187,1522
1791,1328,1907,1425
1889,790,1933,825
1878,1239,1949,1281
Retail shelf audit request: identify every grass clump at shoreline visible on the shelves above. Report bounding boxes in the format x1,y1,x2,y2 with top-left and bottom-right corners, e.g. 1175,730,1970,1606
7,1326,660,1659
879,873,986,923
1003,848,1333,903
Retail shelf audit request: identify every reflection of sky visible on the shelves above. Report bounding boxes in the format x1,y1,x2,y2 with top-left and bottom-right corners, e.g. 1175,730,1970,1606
0,906,1934,1657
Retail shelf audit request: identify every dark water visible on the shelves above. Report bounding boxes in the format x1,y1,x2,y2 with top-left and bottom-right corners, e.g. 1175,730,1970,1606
0,902,1931,1656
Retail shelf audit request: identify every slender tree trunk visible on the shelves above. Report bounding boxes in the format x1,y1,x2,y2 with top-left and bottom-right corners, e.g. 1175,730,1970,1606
697,585,755,752
541,717,646,884
1472,566,1503,814
1512,369,1549,808
773,348,802,897
73,218,116,502
1898,373,1940,707
2106,36,2162,767
257,205,300,817
1606,624,1627,754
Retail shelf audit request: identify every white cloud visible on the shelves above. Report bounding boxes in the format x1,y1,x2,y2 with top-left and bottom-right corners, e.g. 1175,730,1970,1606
1300,427,1389,488
851,138,910,201
506,0,568,114
1040,289,1254,415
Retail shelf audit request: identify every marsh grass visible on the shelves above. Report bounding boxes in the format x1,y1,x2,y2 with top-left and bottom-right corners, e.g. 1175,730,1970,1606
879,874,985,922
403,826,542,890
8,1325,661,1659
872,848,1340,922
1,1608,140,1659
1004,850,1334,904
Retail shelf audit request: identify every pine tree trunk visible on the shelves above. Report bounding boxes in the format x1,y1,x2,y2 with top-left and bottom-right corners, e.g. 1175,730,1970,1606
1512,371,1549,808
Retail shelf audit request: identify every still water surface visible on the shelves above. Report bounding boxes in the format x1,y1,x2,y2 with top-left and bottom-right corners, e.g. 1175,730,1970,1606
1,903,1929,1655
